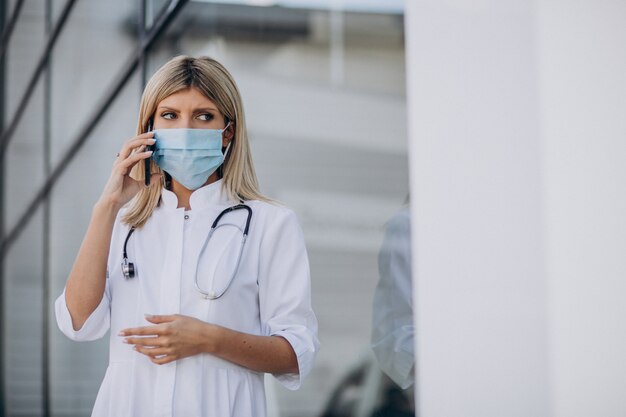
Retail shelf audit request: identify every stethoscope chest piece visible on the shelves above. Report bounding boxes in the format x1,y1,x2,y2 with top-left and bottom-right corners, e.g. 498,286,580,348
122,258,135,279
122,227,136,279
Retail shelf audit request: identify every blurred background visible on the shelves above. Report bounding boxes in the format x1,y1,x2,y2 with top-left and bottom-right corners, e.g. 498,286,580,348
0,0,410,416
5,1,626,417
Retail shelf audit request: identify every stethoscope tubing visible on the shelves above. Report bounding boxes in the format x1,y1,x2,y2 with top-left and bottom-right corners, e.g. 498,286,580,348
195,204,252,299
121,203,252,300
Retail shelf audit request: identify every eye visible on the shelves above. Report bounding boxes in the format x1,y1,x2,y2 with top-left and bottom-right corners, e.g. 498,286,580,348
160,112,176,120
196,113,214,121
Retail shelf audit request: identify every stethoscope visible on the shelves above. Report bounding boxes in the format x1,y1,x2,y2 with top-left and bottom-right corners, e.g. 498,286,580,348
121,203,252,300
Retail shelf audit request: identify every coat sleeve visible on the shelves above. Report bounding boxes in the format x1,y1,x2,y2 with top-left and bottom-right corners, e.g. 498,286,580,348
258,207,320,390
54,277,111,342
54,209,125,342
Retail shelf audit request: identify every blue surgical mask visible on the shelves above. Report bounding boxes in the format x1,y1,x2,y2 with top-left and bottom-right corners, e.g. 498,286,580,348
152,125,230,190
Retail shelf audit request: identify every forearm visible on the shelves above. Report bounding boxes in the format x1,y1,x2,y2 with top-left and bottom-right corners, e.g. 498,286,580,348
65,199,120,331
203,324,298,375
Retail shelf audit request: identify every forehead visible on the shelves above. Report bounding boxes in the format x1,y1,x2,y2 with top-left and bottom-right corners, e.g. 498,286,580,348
158,87,218,109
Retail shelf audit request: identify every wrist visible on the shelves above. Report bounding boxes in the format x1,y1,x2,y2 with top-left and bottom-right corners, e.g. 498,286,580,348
201,322,223,355
94,198,122,216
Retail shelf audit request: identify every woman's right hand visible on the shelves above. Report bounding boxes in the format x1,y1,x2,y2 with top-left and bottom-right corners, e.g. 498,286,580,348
98,132,161,210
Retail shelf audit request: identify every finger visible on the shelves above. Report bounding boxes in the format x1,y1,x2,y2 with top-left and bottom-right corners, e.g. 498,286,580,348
135,131,156,139
145,314,177,324
125,336,164,346
150,354,174,365
134,345,171,357
119,325,162,336
117,134,155,160
122,133,155,153
121,141,153,160
129,143,153,156
115,150,153,174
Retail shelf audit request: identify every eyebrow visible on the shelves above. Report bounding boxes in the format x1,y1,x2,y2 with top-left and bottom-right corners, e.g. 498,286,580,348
157,106,219,113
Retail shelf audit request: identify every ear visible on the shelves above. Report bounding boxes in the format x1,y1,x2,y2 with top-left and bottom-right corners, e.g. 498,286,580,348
222,122,235,147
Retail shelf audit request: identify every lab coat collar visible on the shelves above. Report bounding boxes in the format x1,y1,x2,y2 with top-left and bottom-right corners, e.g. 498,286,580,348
160,178,232,210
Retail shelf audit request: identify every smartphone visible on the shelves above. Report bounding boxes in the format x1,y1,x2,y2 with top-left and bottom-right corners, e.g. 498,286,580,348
145,118,154,186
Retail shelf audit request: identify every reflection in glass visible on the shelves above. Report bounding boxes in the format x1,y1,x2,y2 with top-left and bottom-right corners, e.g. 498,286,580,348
372,205,414,389
319,205,415,417
371,205,415,415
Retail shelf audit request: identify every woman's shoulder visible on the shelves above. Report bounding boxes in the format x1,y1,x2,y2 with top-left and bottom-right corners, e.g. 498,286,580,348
113,206,134,234
243,198,302,229
245,198,296,217
116,205,132,222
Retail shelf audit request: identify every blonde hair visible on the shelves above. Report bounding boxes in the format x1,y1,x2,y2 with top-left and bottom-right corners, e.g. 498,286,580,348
122,55,269,228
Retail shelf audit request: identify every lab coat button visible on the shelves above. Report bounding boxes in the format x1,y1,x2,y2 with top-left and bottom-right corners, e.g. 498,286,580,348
184,214,189,220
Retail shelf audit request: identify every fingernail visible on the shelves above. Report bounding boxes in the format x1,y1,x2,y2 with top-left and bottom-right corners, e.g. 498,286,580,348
123,339,129,344
148,138,156,142
145,150,153,154
118,331,125,336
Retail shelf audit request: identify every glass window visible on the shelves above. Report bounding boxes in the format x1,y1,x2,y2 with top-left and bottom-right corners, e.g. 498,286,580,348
49,0,138,167
3,0,46,232
4,77,45,234
2,1,412,416
5,0,46,121
3,206,45,416
49,71,141,417
150,2,411,415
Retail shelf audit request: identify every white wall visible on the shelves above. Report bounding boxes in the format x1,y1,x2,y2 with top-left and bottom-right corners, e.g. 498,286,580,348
536,1,626,415
405,1,626,416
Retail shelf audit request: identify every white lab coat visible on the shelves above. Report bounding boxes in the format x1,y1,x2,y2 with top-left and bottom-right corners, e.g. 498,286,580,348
54,179,319,417
371,206,415,389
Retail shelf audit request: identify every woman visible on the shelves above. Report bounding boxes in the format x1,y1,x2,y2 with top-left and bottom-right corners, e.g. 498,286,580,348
54,55,319,417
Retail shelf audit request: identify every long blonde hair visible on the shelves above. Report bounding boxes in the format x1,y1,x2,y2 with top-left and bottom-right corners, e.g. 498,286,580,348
122,55,268,228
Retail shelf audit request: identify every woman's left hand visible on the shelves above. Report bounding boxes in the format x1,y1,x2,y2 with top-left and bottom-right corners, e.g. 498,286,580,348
119,314,215,365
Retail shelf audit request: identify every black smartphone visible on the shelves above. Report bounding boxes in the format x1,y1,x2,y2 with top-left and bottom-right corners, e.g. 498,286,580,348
144,118,154,186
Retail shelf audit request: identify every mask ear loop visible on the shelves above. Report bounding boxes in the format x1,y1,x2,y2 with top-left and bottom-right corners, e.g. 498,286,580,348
218,121,234,179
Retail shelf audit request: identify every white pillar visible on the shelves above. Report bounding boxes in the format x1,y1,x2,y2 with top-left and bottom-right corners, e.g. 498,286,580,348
536,1,626,416
406,1,626,416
